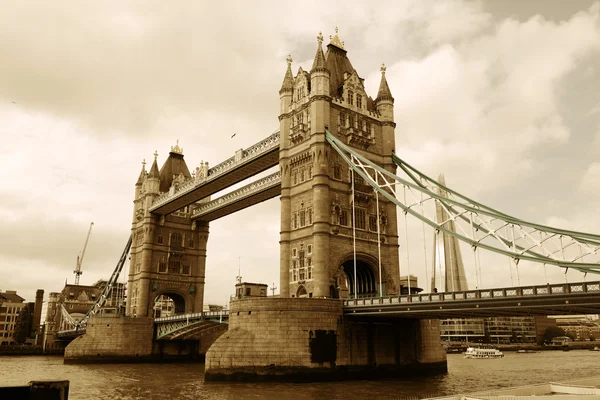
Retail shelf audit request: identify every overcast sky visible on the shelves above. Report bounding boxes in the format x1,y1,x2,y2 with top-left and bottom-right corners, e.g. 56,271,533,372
1,0,599,306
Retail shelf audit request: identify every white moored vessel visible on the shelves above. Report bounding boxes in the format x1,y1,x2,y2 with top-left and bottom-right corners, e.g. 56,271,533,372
464,347,504,359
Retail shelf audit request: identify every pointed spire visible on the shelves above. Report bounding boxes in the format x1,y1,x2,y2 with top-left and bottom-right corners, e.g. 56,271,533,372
329,27,345,49
279,54,294,94
376,63,394,102
148,151,159,178
311,32,327,73
136,159,147,185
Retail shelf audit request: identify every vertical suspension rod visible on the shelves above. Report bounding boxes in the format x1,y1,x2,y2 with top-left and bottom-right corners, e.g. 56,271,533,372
351,163,358,299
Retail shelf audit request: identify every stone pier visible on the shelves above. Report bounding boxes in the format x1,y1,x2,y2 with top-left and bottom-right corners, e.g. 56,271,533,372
205,297,447,381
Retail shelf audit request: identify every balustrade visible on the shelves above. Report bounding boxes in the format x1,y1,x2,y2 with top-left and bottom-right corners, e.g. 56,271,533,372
342,281,600,309
151,130,280,210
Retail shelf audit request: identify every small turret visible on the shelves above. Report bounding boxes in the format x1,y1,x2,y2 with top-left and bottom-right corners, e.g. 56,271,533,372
147,151,161,194
136,159,147,186
279,55,294,115
310,32,329,97
376,63,394,122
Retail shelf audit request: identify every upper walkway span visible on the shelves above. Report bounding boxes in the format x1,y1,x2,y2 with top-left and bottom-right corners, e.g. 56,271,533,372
150,130,280,215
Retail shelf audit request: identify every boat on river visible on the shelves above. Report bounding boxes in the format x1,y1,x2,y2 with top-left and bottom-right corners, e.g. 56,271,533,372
464,347,504,359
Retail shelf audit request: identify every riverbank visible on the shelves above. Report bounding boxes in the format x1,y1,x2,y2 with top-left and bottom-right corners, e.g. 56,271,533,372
446,341,600,353
0,345,64,356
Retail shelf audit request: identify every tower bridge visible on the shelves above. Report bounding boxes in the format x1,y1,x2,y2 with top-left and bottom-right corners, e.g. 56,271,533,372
59,29,600,381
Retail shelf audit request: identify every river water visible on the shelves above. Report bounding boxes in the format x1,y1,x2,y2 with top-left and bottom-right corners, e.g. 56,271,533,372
2,351,600,399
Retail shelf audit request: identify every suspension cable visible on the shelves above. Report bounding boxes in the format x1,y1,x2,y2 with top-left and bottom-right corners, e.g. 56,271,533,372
403,185,411,296
505,226,514,285
351,163,358,299
375,183,383,297
511,225,521,286
420,177,430,292
436,229,443,291
470,212,480,289
476,243,483,288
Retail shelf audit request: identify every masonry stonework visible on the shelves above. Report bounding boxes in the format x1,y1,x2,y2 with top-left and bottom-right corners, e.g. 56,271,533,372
278,30,401,300
64,317,154,363
205,297,447,381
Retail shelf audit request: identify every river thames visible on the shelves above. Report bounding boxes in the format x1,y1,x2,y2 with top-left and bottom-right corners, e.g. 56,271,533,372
2,351,600,399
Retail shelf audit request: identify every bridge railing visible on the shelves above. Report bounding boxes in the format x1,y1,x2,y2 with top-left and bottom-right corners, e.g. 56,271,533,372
154,309,229,323
191,171,281,219
150,130,280,210
343,281,600,307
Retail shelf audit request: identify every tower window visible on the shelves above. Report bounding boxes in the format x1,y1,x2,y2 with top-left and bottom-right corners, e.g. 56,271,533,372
339,112,346,128
355,208,366,230
157,235,163,245
308,208,313,225
170,232,182,247
307,166,313,179
168,260,180,274
340,210,349,226
333,164,341,180
188,238,194,248
182,264,190,275
300,210,306,226
370,215,378,231
158,262,167,273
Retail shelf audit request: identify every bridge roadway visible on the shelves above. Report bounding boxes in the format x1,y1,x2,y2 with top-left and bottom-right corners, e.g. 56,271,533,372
344,281,600,319
57,281,600,340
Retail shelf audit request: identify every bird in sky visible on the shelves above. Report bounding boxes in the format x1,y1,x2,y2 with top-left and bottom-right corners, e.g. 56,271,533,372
231,133,236,138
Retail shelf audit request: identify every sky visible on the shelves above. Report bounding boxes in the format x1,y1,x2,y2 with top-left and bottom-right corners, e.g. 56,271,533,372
1,0,600,306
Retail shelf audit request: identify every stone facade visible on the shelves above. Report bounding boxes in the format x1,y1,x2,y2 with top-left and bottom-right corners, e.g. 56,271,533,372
205,297,447,381
128,146,208,317
64,316,154,363
278,30,400,300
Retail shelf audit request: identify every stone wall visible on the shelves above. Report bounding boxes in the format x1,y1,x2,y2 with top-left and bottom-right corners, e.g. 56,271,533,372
205,297,447,381
64,317,154,363
206,297,341,378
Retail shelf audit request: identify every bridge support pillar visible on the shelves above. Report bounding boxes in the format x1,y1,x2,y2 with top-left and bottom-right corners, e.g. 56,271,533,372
64,317,154,364
205,298,446,381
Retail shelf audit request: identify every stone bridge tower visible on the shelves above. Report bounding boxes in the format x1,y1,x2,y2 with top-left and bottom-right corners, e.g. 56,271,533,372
127,143,208,317
279,29,401,299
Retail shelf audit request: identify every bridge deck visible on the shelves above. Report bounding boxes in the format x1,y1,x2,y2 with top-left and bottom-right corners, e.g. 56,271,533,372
344,281,600,319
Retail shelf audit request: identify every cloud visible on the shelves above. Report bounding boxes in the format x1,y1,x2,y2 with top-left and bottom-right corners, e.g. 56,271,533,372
1,0,600,304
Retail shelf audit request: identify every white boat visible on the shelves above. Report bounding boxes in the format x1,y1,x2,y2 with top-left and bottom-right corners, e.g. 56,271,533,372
464,347,504,359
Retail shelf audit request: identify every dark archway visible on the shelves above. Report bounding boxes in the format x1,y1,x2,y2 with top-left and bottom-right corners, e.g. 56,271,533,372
297,286,308,298
153,293,186,318
341,259,377,298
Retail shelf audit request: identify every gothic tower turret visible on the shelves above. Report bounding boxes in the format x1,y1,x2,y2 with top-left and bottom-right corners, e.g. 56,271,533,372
128,143,207,318
279,29,401,300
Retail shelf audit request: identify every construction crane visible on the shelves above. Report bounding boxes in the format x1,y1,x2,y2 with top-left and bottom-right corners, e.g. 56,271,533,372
74,222,94,286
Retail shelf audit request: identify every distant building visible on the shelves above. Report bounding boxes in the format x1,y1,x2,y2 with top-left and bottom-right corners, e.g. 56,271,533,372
0,290,27,345
552,315,600,341
235,282,268,298
441,316,553,344
43,281,126,350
